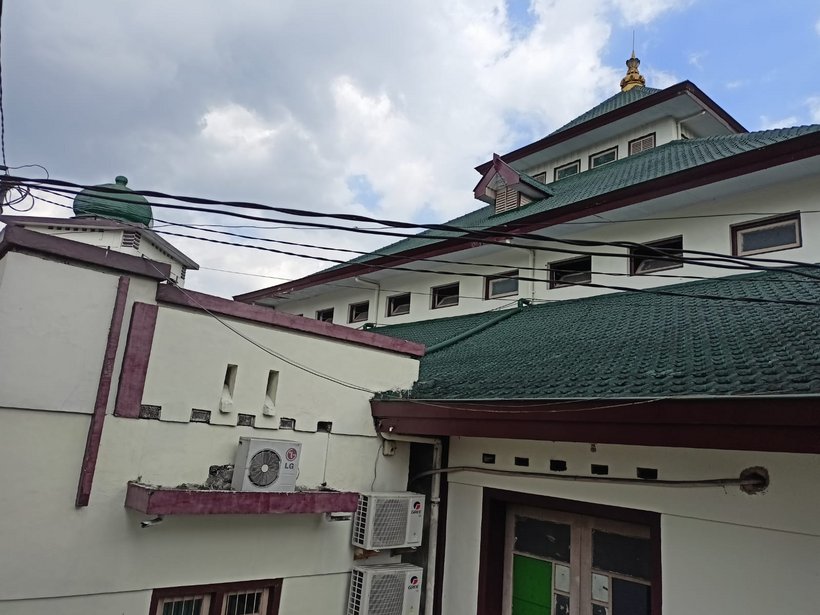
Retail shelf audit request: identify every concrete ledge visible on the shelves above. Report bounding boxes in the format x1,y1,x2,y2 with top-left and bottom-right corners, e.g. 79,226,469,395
125,481,360,515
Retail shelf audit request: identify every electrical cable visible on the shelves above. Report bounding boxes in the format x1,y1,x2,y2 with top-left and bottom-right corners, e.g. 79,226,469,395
409,466,766,489
0,0,5,168
29,191,820,308
19,176,820,277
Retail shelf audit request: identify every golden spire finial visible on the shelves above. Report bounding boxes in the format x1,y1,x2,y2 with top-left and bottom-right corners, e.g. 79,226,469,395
620,39,646,92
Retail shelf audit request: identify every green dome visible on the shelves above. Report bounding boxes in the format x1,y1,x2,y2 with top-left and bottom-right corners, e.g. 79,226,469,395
73,176,153,227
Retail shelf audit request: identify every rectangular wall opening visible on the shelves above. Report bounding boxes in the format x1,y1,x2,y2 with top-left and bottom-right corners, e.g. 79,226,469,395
263,370,279,416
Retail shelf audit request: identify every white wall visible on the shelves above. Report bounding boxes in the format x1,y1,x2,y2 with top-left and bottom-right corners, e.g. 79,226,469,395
439,437,820,615
0,250,421,614
278,171,820,325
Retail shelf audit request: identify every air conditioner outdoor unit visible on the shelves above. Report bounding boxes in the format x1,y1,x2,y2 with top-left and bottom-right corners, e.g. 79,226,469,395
231,437,301,492
352,492,425,550
347,563,423,615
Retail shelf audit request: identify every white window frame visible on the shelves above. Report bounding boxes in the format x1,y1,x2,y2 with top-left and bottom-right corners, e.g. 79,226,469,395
485,270,519,299
156,594,212,615
315,308,334,323
503,506,651,615
431,282,459,309
731,213,801,256
347,301,369,323
386,293,411,317
589,146,618,169
630,236,683,275
554,160,581,181
549,256,592,289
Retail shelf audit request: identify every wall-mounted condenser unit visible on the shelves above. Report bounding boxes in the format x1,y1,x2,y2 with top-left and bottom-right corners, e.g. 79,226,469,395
347,563,423,615
231,437,301,492
352,492,425,550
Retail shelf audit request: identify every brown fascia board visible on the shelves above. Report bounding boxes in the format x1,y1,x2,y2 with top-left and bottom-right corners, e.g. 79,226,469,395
236,128,820,302
474,81,747,175
371,397,820,454
0,225,171,280
157,283,426,357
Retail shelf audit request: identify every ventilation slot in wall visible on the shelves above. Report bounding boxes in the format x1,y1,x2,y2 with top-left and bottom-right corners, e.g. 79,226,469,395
237,413,255,427
317,421,333,433
549,460,567,472
482,453,496,465
121,231,141,249
191,409,211,423
139,404,161,420
219,364,237,414
637,467,658,480
279,417,296,430
514,457,530,467
591,464,609,475
262,370,279,416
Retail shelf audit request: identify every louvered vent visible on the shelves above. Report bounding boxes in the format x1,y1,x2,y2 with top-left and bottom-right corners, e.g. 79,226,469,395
371,498,409,548
352,495,370,546
348,568,365,615
629,134,655,155
494,183,520,214
121,231,141,249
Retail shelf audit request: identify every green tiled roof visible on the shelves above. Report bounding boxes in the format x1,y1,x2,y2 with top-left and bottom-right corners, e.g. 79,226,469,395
549,86,662,135
374,268,820,399
327,125,820,272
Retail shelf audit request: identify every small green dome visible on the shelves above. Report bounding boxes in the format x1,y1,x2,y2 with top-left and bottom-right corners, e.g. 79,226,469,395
73,175,153,227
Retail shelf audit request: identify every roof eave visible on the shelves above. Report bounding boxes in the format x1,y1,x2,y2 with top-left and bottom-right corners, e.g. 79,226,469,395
475,81,746,175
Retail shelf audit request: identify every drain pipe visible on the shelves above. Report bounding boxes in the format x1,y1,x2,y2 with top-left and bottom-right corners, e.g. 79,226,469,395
355,276,381,326
383,432,442,615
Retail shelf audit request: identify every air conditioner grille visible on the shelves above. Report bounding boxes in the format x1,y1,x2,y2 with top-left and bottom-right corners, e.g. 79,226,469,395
353,496,369,545
372,498,409,548
347,569,364,615
368,572,406,615
248,449,281,487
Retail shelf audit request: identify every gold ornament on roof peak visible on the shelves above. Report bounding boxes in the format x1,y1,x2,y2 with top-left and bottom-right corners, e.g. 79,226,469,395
620,50,646,92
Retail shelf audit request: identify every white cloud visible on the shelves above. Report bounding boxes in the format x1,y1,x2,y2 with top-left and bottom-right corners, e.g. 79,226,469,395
757,115,799,130
807,97,820,123
725,79,747,90
6,0,695,297
688,51,707,70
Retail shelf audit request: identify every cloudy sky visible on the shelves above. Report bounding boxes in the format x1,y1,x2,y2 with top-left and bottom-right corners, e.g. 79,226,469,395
4,0,820,297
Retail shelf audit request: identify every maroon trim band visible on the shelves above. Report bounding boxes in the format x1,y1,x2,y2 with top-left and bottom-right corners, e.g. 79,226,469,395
157,284,425,357
0,224,171,279
125,482,360,515
372,397,820,454
75,276,131,507
114,302,159,418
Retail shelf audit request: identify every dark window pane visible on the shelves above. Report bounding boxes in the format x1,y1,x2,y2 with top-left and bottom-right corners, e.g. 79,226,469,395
741,223,797,252
592,531,650,579
555,593,570,615
515,517,571,562
593,605,608,615
612,578,650,615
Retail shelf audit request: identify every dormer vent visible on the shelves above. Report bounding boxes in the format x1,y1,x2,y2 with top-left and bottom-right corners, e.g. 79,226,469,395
473,154,553,214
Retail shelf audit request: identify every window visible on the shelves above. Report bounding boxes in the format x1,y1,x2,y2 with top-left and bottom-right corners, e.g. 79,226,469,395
549,256,592,289
630,236,683,275
386,293,411,316
629,133,655,155
731,212,801,256
315,308,334,323
506,507,652,615
532,172,547,183
589,146,618,169
495,185,521,214
431,282,459,309
554,160,581,181
347,301,369,323
485,270,519,299
150,580,281,615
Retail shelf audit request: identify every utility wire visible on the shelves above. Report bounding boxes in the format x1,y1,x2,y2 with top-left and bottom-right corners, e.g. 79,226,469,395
18,176,820,276
30,191,820,308
0,0,6,167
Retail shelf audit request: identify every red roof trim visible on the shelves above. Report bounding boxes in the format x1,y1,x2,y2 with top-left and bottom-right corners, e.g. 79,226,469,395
125,482,360,515
238,129,820,300
475,80,746,174
372,397,820,453
157,284,425,357
76,276,130,506
0,224,171,279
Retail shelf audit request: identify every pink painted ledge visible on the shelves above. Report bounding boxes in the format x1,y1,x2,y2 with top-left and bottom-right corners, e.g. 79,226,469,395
125,482,359,515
